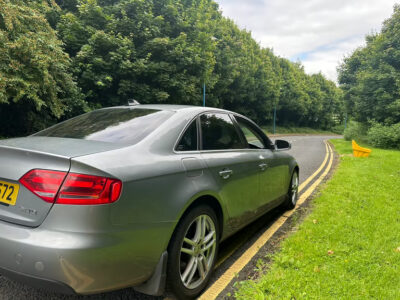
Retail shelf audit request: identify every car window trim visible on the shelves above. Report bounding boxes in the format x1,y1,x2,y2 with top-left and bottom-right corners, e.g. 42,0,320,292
197,116,202,151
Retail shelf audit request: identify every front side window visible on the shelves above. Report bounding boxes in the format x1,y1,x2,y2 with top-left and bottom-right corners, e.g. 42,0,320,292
200,113,245,150
34,108,174,145
176,120,198,151
235,116,266,149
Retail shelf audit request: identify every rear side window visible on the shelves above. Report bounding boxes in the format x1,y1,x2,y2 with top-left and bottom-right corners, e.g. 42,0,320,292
34,108,174,145
176,120,198,151
200,113,245,150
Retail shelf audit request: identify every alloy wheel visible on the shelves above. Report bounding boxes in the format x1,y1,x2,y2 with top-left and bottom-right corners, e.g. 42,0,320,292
291,172,299,205
179,214,217,290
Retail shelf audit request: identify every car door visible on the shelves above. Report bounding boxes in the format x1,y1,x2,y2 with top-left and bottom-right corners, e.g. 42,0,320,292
199,113,262,231
233,115,287,212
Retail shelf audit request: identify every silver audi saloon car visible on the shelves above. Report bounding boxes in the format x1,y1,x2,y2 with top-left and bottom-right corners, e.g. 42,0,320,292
0,104,298,299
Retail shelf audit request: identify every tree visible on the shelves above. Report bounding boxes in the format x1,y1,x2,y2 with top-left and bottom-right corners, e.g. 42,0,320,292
0,0,343,137
0,0,86,137
338,4,400,126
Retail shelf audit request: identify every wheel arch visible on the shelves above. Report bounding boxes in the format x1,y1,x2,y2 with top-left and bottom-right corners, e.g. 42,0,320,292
289,157,299,177
184,195,224,239
287,159,299,191
168,193,225,249
293,165,299,175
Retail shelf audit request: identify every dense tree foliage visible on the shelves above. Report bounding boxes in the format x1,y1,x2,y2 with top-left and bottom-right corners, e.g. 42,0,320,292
338,5,400,148
278,60,343,128
0,0,343,137
338,5,400,125
0,0,87,136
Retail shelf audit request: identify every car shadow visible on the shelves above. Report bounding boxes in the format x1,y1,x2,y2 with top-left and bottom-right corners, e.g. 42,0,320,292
0,206,289,300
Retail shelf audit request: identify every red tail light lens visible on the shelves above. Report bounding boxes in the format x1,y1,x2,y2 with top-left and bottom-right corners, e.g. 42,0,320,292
56,173,122,205
20,169,67,203
19,169,122,205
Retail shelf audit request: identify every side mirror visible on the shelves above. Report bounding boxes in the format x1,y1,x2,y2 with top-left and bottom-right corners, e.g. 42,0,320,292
274,139,291,151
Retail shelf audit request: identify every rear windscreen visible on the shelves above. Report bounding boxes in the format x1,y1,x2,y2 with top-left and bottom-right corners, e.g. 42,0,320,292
34,108,174,145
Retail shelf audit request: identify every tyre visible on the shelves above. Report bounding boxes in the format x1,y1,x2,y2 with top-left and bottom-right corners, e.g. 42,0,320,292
283,171,299,210
167,205,219,299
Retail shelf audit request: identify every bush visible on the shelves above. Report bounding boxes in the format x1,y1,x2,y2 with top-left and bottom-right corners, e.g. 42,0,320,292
367,123,400,149
343,121,368,142
331,124,345,134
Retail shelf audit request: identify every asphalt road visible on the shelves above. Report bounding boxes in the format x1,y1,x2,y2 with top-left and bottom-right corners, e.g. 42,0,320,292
0,135,339,300
282,135,338,184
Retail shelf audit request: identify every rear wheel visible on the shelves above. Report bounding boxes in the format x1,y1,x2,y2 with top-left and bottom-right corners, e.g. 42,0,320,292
283,171,299,210
167,205,219,299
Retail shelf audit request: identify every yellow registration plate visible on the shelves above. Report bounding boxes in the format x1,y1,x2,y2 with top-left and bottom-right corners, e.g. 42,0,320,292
0,180,19,206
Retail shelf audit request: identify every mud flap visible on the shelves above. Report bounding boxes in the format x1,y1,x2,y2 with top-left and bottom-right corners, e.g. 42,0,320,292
134,251,168,296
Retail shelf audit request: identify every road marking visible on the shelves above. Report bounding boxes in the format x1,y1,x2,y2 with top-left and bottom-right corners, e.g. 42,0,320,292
298,142,329,192
296,143,333,206
214,240,244,270
199,142,334,300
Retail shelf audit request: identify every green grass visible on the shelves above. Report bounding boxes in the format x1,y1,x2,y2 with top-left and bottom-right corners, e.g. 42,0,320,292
262,126,339,135
234,139,400,299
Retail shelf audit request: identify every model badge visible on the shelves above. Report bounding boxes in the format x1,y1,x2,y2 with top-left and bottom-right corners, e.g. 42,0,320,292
19,206,38,215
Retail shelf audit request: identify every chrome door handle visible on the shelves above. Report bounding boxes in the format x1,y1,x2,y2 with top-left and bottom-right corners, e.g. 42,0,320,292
259,163,268,171
219,169,233,179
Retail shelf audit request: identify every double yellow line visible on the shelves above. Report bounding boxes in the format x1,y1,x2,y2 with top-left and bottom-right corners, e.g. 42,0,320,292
199,141,334,300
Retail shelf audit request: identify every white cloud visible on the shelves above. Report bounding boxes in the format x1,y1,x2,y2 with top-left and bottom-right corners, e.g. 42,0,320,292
301,36,366,82
215,0,398,81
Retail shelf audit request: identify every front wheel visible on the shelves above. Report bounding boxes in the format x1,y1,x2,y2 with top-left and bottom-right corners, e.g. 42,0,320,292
167,205,219,299
283,171,299,210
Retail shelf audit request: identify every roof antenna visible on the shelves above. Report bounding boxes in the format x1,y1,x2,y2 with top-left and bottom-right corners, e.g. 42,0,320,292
128,99,140,106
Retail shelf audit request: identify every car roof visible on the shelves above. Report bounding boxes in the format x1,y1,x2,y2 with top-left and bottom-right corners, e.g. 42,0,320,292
111,104,232,114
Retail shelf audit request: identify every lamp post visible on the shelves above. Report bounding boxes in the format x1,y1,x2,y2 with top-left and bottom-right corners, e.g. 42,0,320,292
273,87,283,135
203,82,206,107
273,103,277,134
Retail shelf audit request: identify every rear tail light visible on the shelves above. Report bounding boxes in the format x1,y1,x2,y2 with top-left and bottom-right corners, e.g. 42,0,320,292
19,169,67,203
56,173,122,205
19,169,122,205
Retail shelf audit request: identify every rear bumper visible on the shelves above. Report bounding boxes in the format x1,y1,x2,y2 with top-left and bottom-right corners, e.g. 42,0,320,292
0,265,75,294
0,219,175,294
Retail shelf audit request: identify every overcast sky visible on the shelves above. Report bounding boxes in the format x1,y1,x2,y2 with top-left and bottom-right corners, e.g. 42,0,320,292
215,0,398,82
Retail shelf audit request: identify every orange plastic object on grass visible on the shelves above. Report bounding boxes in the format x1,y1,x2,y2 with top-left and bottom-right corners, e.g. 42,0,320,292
352,140,371,157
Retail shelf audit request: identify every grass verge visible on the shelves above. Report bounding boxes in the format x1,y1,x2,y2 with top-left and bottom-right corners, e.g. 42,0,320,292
234,139,400,299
